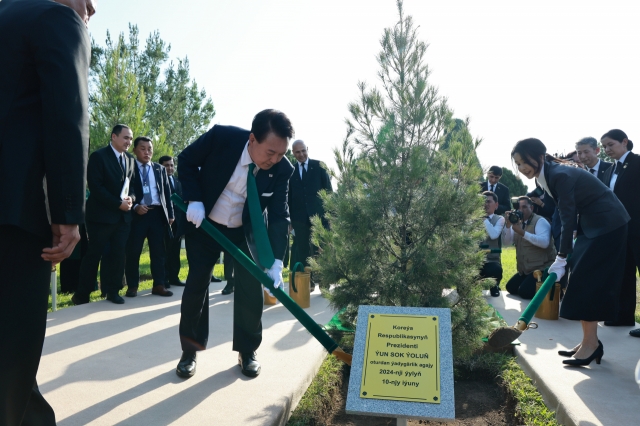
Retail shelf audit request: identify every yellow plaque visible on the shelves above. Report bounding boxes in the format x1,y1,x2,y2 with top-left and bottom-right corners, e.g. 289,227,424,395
359,313,440,403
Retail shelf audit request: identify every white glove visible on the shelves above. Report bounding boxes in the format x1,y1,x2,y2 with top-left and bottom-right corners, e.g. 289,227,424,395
548,255,567,282
265,259,284,296
186,201,205,228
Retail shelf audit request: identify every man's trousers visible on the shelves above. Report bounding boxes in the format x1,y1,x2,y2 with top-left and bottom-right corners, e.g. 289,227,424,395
0,225,56,426
179,224,263,353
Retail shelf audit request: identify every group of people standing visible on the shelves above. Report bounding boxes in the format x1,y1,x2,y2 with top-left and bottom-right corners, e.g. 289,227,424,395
480,132,639,369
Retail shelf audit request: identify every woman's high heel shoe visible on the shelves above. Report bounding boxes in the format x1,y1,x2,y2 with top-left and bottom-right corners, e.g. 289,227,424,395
558,340,601,357
563,341,604,366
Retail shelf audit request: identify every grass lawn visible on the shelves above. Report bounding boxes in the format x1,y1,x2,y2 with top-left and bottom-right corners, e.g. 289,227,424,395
48,242,291,312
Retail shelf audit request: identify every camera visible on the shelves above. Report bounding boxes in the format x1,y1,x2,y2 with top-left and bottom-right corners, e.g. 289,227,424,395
507,197,523,224
526,187,544,198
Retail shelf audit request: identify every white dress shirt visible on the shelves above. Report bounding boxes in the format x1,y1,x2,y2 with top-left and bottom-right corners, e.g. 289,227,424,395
486,182,498,193
135,160,161,205
609,150,630,190
502,216,551,248
589,159,602,176
209,142,253,228
536,163,552,200
110,143,124,163
298,159,309,179
484,214,505,240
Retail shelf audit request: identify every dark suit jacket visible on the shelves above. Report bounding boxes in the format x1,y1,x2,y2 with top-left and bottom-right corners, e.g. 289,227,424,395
603,152,640,237
289,159,333,223
480,181,511,215
178,125,295,264
0,0,90,238
85,146,136,224
169,175,187,237
593,160,613,183
541,161,629,254
131,161,174,227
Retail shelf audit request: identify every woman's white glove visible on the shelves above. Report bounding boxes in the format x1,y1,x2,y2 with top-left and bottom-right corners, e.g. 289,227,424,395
186,201,205,228
548,255,567,282
265,259,284,296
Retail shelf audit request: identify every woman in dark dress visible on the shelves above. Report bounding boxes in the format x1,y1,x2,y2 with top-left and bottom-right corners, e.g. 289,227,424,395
601,130,640,336
511,138,629,366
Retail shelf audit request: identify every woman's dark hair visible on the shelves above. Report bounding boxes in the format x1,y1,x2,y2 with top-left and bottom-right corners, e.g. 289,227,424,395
251,109,295,142
601,129,633,151
511,138,566,174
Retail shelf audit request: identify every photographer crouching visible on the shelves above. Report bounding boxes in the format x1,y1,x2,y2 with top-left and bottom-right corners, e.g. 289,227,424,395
502,196,557,299
480,191,505,297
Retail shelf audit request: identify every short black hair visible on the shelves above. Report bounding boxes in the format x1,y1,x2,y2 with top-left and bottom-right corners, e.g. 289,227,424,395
158,155,173,164
517,196,533,206
602,129,633,151
111,124,131,137
488,165,503,176
251,109,294,142
133,136,152,148
482,190,498,204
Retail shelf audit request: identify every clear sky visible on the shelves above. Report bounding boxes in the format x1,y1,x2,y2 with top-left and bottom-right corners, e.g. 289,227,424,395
88,0,640,189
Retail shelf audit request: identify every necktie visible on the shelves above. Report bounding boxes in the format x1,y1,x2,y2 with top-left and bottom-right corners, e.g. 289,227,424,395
119,155,125,174
247,164,275,269
614,161,624,175
302,163,308,180
142,164,153,205
590,168,596,175
490,184,495,193
169,176,175,193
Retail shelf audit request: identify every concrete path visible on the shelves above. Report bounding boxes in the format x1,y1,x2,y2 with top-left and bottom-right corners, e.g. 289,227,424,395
486,291,640,426
38,282,336,426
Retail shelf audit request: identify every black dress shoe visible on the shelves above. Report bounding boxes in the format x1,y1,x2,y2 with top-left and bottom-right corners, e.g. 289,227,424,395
490,285,500,297
630,328,640,338
106,293,125,304
558,349,577,357
71,294,89,305
125,288,138,297
238,351,261,377
211,276,222,283
176,351,197,378
152,285,173,297
221,282,234,295
604,320,636,326
169,279,186,286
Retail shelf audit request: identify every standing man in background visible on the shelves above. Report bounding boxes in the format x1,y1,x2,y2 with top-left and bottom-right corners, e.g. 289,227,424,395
0,0,95,424
288,140,333,282
160,155,187,287
480,166,511,215
575,136,612,183
124,137,174,298
74,124,136,305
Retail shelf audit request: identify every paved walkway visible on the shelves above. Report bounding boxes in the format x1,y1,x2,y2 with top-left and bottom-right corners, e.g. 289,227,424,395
487,291,640,426
38,282,336,426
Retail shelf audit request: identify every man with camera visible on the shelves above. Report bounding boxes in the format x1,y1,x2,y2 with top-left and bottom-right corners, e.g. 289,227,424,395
502,196,557,299
480,191,504,297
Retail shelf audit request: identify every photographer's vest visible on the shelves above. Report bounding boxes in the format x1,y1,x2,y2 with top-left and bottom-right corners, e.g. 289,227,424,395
514,213,557,275
483,214,502,265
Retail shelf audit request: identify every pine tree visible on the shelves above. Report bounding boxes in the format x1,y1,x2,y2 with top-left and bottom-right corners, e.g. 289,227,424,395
89,25,215,159
311,0,489,359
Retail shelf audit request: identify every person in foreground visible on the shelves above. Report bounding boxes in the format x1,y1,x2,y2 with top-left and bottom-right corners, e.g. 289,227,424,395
0,0,95,423
600,129,640,335
511,138,629,366
176,109,294,378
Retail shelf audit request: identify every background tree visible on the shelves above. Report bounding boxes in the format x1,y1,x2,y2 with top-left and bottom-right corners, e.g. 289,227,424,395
498,167,528,198
311,0,489,359
90,25,215,160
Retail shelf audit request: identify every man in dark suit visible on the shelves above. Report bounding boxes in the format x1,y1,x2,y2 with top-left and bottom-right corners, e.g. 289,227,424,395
124,137,174,297
0,0,95,424
480,166,511,215
288,140,333,276
160,155,187,287
575,137,612,183
176,109,294,379
74,124,136,305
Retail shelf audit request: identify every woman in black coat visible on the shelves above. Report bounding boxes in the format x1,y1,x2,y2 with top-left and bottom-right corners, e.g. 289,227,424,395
601,129,640,335
511,138,629,366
